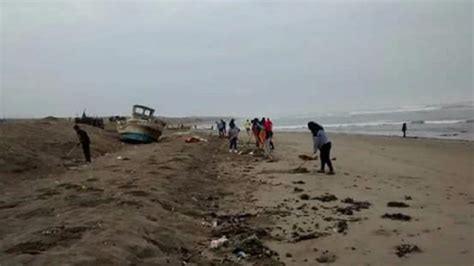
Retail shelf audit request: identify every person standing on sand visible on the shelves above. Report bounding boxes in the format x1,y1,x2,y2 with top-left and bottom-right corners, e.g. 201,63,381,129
251,118,261,147
74,125,91,163
264,118,275,150
308,121,335,175
228,123,240,153
402,123,407,138
221,119,227,137
258,118,267,148
244,119,251,136
263,118,274,159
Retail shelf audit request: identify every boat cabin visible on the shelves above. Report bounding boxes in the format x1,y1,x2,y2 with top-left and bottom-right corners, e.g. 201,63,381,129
132,105,155,120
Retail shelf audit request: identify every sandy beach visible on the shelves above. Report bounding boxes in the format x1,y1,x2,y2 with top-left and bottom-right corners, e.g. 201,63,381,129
0,120,473,265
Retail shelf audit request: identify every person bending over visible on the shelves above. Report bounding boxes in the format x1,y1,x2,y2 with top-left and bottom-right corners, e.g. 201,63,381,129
308,121,334,175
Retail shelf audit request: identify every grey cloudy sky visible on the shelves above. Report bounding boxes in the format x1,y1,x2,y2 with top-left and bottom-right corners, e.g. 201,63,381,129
1,0,472,118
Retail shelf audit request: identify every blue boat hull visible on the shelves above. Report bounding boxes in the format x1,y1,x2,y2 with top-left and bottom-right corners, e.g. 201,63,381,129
120,133,157,144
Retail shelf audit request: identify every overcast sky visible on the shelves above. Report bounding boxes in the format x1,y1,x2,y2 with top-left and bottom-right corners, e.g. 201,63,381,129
1,0,472,118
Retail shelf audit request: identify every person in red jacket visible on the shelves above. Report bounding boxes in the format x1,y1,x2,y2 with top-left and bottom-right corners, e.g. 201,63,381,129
264,118,275,150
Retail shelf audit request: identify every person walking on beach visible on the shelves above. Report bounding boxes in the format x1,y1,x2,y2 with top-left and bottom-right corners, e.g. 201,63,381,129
308,121,335,175
264,118,275,150
228,122,240,153
402,123,407,138
74,125,91,163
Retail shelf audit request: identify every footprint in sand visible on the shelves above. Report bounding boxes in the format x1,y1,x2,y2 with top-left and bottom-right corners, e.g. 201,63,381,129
15,208,54,219
125,190,150,197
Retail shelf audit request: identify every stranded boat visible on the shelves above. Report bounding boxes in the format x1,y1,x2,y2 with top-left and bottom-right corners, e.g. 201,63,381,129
117,105,164,143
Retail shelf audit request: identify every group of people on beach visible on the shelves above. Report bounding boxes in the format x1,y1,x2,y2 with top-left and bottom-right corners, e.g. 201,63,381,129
217,118,275,158
73,116,336,175
216,118,335,175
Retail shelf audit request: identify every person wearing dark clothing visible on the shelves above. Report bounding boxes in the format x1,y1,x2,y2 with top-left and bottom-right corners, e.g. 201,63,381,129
264,118,275,150
221,120,227,136
74,125,91,163
251,118,261,147
308,121,335,175
402,123,407,138
228,123,240,153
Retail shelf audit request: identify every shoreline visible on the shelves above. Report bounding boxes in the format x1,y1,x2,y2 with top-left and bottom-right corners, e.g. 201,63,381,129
273,129,474,142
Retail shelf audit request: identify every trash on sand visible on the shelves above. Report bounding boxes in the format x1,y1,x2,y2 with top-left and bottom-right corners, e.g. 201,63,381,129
299,194,310,200
294,187,304,193
185,136,208,143
232,235,276,257
396,244,421,257
314,193,338,202
116,156,130,161
334,220,348,234
210,236,228,249
201,220,218,228
341,198,371,210
382,213,412,221
292,180,306,184
336,206,354,215
316,254,337,263
387,201,410,208
236,251,248,259
292,232,329,242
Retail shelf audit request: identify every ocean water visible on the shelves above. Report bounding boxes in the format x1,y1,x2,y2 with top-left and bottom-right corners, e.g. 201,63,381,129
272,102,474,141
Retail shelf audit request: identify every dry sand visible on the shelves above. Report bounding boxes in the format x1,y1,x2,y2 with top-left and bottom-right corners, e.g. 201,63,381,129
0,120,473,265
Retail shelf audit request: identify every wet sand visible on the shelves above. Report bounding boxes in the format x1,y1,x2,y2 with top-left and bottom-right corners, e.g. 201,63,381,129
243,132,473,265
0,120,473,265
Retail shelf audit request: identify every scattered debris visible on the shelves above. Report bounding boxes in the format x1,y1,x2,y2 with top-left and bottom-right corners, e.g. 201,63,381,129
292,181,306,185
236,250,248,259
210,236,228,249
296,203,308,210
316,254,337,263
232,235,277,257
336,206,354,215
396,244,421,257
387,202,410,208
341,198,371,211
382,213,412,221
294,187,304,193
314,193,338,202
292,232,329,242
116,156,130,161
185,136,208,143
300,194,310,200
335,220,348,234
